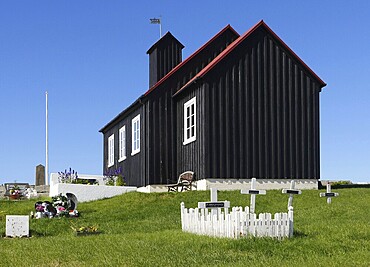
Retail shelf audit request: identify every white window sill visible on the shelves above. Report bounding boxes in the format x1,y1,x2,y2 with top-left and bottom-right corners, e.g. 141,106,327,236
183,138,196,145
118,157,126,162
107,163,114,168
131,150,140,156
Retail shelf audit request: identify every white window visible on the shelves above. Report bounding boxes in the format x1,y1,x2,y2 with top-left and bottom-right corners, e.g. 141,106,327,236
183,97,196,145
131,114,140,156
119,126,126,161
108,134,114,167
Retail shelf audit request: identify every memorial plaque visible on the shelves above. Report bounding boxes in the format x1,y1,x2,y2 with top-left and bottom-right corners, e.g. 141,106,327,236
282,189,302,195
241,189,266,195
198,201,230,209
206,202,225,208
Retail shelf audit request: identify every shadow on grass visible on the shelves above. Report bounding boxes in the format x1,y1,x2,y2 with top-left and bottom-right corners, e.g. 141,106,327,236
293,230,308,238
29,229,48,237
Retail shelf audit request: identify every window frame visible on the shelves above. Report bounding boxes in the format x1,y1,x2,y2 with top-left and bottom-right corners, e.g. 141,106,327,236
131,114,140,156
118,125,126,162
183,96,196,145
108,134,115,167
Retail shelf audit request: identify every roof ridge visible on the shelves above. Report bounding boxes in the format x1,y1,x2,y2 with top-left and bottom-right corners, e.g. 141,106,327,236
174,20,264,96
174,20,325,96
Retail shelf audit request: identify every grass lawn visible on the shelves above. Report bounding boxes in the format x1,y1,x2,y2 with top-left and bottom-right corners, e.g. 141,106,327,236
0,188,369,267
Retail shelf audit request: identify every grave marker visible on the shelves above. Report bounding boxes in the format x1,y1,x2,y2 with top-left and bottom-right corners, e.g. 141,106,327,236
282,180,302,209
320,183,339,204
6,215,29,237
35,164,45,186
198,188,230,211
241,178,266,213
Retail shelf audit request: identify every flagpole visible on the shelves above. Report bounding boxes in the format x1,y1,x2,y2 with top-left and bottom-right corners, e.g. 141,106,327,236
159,16,162,38
45,91,49,186
150,17,162,39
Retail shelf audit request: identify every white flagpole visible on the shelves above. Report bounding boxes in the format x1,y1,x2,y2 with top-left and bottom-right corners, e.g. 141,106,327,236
150,17,162,38
159,16,162,38
45,91,49,186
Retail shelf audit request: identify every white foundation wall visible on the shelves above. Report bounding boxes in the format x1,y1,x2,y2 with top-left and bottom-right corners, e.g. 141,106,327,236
195,178,318,191
137,179,317,193
49,173,137,202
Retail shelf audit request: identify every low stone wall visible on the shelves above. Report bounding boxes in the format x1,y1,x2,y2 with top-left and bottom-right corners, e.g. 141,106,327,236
49,173,137,202
50,183,137,202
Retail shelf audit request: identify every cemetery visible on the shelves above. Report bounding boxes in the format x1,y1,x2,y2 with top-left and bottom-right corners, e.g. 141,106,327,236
0,184,369,266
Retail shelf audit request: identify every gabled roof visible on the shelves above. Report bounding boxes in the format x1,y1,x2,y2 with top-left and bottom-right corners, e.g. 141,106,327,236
99,25,239,133
146,31,184,55
144,24,239,96
173,20,326,97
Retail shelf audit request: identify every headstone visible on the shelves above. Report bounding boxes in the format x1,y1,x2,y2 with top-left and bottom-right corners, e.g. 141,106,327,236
241,178,266,213
282,180,302,209
6,215,29,237
320,183,339,204
66,193,78,210
35,164,45,186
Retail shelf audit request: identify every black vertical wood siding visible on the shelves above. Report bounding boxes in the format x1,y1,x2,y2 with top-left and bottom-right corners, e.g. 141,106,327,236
102,105,145,186
176,86,206,179
148,33,184,88
144,28,239,184
101,24,323,186
200,28,321,179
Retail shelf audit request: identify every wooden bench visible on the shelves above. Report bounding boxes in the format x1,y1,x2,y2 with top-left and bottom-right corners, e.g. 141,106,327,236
4,183,30,200
166,171,194,192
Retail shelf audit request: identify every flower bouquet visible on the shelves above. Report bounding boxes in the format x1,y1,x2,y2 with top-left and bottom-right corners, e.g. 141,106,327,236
71,225,100,236
9,186,22,200
32,193,79,219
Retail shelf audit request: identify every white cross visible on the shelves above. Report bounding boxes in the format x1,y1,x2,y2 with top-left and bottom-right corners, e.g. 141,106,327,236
210,188,217,202
320,182,339,204
282,180,302,209
198,188,230,210
241,178,266,213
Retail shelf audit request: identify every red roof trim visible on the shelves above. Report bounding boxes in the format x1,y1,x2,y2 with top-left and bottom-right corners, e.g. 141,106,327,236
144,24,240,96
174,20,326,96
174,20,264,96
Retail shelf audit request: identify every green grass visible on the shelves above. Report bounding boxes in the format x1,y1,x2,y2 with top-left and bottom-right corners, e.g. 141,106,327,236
0,188,369,267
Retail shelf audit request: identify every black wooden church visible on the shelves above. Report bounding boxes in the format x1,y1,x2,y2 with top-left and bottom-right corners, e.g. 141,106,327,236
99,20,326,187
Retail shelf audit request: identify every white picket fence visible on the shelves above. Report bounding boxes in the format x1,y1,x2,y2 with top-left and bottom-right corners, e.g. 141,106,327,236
180,202,294,239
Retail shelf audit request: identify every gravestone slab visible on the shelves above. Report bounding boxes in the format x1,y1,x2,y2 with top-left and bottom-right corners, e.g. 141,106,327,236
6,215,29,237
36,164,45,186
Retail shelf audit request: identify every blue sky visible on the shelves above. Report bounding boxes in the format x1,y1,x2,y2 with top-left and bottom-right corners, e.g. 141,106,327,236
0,1,369,184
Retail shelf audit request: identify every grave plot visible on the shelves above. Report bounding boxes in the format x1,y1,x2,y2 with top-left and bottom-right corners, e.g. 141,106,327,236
180,179,300,239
